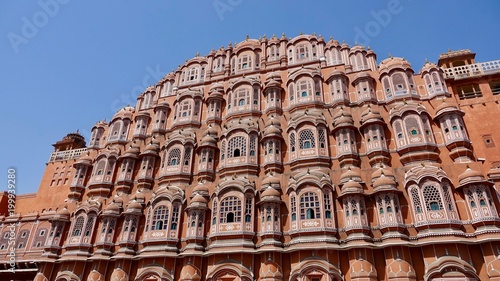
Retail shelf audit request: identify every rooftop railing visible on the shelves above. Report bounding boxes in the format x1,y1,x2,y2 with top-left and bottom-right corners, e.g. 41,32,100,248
48,148,87,162
443,60,500,80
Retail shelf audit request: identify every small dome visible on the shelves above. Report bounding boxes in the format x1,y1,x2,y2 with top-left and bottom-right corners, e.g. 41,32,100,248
113,106,134,121
263,124,282,137
180,264,201,281
434,100,461,120
142,141,160,156
262,174,280,186
261,187,281,198
130,191,146,203
420,61,440,74
204,126,218,137
87,271,104,281
340,167,362,183
458,167,485,186
209,82,224,92
341,179,363,196
379,57,412,72
260,262,283,279
75,153,93,166
325,37,340,49
193,183,209,195
333,113,354,129
122,144,140,158
373,174,397,189
387,259,416,279
125,200,143,213
350,259,377,279
371,167,395,180
191,194,208,204
104,203,120,215
360,107,383,125
200,134,217,146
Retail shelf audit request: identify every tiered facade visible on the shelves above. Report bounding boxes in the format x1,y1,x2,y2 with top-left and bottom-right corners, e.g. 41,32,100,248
2,34,500,281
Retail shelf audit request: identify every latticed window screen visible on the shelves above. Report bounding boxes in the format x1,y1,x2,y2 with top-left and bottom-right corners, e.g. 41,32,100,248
297,80,311,97
130,217,137,233
405,117,420,135
410,187,423,213
314,79,321,95
300,192,321,220
188,67,198,81
384,195,392,212
323,191,332,218
171,205,179,230
299,129,316,149
178,101,192,118
212,201,218,224
441,185,454,211
249,135,257,156
476,187,488,206
290,133,296,152
296,44,309,60
228,136,247,157
394,121,403,138
245,197,253,222
167,148,181,166
220,196,242,223
152,206,169,230
84,215,95,237
291,196,297,221
383,77,391,94
194,100,201,116
376,196,384,213
318,129,326,148
108,219,115,234
407,72,415,88
350,199,358,215
72,216,85,236
233,89,250,106
101,218,108,233
253,88,259,104
423,185,443,211
221,140,226,160
392,73,406,90
184,147,192,165
123,217,131,232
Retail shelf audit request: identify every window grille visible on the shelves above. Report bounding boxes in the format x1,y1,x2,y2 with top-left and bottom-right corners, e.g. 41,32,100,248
220,196,242,223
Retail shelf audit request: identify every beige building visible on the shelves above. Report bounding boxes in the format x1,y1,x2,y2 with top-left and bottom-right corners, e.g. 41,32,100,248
1,34,500,281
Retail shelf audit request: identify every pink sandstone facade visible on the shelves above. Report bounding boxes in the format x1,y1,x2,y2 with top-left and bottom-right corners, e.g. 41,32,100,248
2,34,500,281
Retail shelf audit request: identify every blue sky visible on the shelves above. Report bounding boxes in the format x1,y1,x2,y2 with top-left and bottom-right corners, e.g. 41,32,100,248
1,1,499,194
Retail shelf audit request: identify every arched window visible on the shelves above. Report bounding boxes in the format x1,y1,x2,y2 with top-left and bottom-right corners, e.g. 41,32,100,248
423,185,443,211
167,148,181,166
220,196,242,223
72,216,85,236
296,79,312,99
152,206,168,230
228,136,247,158
300,192,320,220
299,129,316,149
296,44,309,60
291,195,297,221
290,133,296,152
410,187,423,214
